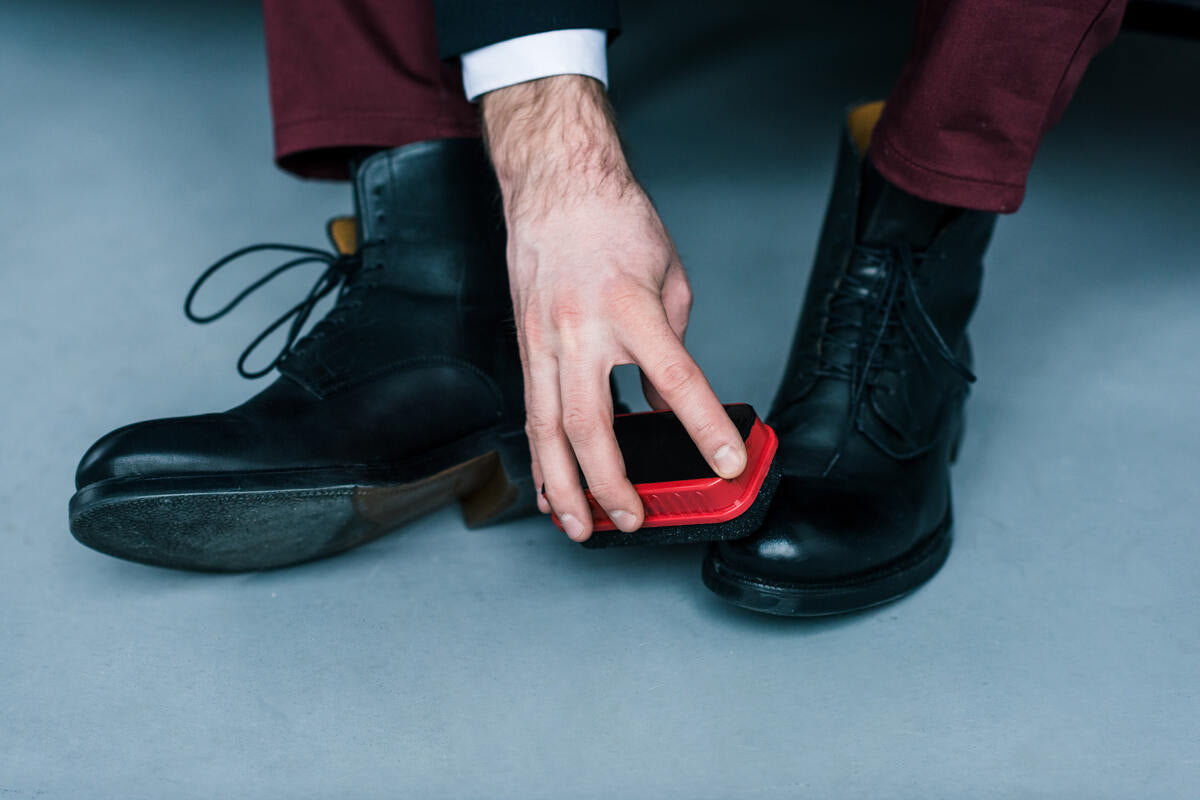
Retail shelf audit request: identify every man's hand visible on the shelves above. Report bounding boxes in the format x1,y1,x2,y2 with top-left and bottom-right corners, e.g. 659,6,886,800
481,75,746,543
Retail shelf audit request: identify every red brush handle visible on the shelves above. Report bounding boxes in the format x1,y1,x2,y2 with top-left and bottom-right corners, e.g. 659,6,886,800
552,414,778,532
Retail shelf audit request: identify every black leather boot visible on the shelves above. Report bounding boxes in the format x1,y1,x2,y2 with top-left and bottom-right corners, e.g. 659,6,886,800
70,139,535,571
702,103,997,615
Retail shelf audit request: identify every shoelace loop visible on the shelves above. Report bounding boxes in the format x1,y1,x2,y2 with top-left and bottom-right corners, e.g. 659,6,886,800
184,241,375,379
818,242,975,476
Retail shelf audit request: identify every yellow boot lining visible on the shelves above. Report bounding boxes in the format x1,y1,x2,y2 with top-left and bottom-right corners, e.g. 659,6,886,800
327,216,358,256
847,101,885,158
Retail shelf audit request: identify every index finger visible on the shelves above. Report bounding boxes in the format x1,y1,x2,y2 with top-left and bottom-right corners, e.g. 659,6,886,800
621,307,746,480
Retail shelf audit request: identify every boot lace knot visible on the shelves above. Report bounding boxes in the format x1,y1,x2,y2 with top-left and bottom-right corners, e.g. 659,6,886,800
184,237,384,379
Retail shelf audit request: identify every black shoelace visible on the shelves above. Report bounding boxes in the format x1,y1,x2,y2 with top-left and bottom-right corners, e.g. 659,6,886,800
815,243,975,476
184,239,382,379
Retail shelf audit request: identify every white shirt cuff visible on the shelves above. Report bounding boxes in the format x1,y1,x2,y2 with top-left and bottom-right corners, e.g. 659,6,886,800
460,28,609,102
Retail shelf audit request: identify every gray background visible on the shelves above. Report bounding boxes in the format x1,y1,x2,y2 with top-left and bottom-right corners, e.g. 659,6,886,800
2,0,1198,797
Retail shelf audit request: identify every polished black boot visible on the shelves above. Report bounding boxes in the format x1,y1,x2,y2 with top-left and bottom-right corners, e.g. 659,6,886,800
702,103,997,615
70,139,535,571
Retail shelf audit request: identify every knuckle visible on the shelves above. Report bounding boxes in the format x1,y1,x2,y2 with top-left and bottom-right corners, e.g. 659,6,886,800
656,358,697,395
584,476,618,500
541,488,568,511
605,286,654,320
691,417,723,444
525,413,560,442
518,306,548,349
606,293,640,319
588,480,635,513
543,485,584,517
677,283,694,312
548,300,586,330
561,406,600,443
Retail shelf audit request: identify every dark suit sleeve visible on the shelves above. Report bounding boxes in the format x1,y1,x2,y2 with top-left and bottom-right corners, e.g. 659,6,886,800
433,1,621,59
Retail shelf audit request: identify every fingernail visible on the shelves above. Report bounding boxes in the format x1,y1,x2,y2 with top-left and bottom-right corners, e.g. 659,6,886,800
537,496,550,513
559,513,586,541
609,510,638,532
713,444,744,478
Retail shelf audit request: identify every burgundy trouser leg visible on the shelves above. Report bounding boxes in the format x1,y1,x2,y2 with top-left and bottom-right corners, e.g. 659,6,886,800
262,0,477,180
263,0,1126,205
871,0,1128,212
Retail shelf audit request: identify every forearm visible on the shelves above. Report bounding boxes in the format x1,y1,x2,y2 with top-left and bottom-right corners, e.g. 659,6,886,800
480,75,634,219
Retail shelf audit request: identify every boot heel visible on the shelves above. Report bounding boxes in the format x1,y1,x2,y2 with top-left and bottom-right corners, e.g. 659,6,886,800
460,428,535,528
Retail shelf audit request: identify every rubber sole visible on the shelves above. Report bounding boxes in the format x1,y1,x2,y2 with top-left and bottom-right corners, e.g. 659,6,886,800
69,428,533,572
700,511,953,617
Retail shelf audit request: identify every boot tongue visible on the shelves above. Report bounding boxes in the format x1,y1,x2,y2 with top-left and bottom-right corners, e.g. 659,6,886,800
856,160,952,249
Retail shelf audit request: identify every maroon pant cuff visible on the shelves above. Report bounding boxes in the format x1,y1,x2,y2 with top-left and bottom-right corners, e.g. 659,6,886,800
869,0,1126,214
869,130,1025,214
263,0,480,181
274,115,481,180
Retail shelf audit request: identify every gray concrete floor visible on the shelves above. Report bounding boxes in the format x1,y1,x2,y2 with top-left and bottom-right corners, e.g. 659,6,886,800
3,1,1198,797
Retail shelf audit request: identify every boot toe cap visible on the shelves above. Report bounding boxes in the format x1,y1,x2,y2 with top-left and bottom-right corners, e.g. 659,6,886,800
715,476,927,584
74,414,247,489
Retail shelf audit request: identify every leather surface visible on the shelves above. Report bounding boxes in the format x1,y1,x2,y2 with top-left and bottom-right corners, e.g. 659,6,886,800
76,140,523,490
717,120,996,583
279,139,520,402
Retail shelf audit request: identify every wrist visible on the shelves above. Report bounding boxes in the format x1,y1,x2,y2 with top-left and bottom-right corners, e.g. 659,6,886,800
481,75,632,209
